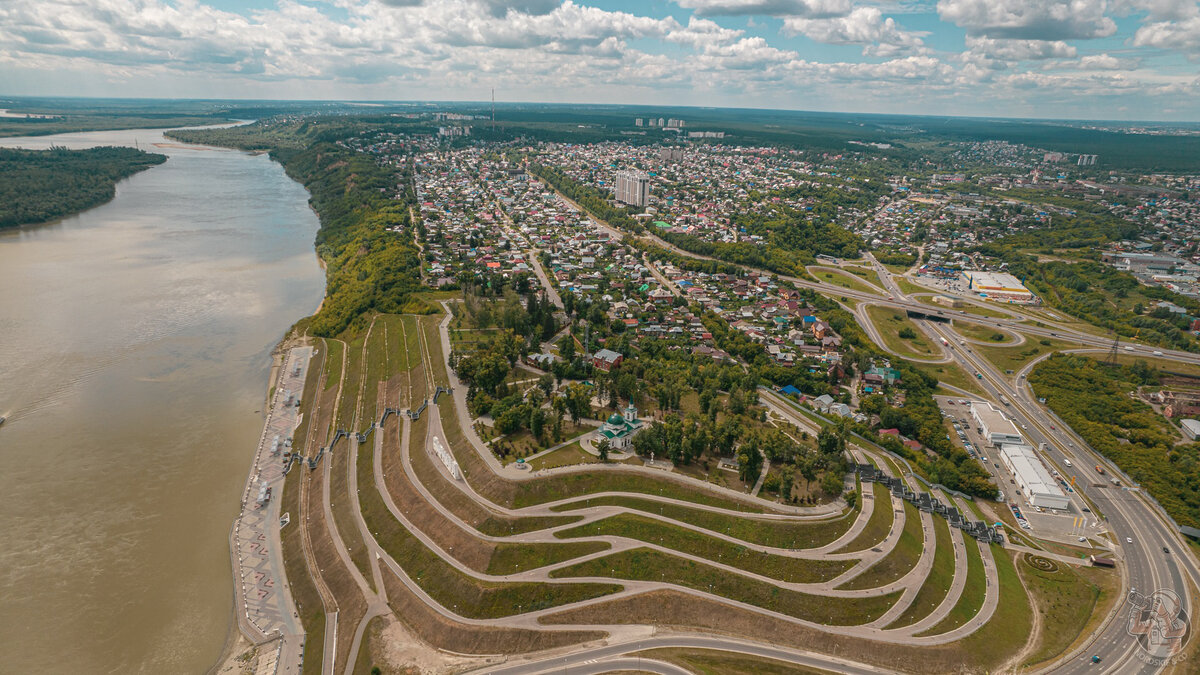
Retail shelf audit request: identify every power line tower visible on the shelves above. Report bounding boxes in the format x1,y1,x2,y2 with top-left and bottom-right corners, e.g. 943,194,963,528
1105,330,1120,366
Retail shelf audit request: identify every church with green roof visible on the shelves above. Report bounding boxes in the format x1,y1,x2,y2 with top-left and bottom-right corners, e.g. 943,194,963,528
595,403,645,450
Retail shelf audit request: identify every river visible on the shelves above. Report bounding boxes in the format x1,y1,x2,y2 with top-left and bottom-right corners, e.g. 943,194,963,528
0,128,325,673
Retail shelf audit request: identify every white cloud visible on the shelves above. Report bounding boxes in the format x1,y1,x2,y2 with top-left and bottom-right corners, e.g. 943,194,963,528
1076,52,1132,68
783,7,925,55
0,0,1195,119
1133,15,1200,54
1111,0,1200,21
965,35,1077,60
673,0,850,18
937,0,1117,40
665,16,745,49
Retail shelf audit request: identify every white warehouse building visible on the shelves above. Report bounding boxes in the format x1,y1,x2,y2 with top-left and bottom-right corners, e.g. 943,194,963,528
1000,444,1071,510
970,402,1023,447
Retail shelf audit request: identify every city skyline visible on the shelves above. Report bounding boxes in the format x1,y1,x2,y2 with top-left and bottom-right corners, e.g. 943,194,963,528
1,0,1199,121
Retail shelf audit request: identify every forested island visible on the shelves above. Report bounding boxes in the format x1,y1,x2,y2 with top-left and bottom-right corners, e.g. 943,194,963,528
0,146,167,228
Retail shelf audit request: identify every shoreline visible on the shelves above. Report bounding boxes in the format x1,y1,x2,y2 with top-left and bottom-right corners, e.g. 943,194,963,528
217,338,314,674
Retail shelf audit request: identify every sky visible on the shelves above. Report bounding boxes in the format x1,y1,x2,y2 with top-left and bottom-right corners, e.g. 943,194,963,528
1,0,1199,121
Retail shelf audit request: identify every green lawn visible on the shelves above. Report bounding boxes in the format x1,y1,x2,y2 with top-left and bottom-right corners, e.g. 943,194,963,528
485,540,610,576
550,547,901,626
1020,554,1107,668
834,483,894,553
915,539,986,636
952,320,1017,344
555,513,855,583
886,515,955,628
552,494,855,548
865,305,939,359
973,335,1084,375
940,549,1032,671
837,501,924,590
527,442,595,471
912,361,986,396
811,266,884,295
322,338,345,392
842,264,888,289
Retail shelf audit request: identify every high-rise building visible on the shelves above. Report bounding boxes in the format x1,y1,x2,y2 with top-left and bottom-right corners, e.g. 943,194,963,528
615,170,650,207
658,147,685,162
635,118,644,127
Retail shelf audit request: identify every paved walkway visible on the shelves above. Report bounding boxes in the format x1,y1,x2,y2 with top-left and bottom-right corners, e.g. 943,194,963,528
231,346,311,675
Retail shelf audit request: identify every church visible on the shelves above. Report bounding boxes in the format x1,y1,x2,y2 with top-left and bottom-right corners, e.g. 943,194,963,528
594,403,644,450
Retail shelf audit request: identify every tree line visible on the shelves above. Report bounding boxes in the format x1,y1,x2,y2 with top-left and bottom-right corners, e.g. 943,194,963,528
0,146,166,228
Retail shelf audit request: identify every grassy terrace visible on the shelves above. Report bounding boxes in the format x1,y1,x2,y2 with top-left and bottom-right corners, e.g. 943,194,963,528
552,495,854,548
555,513,855,583
322,337,345,392
330,436,374,592
865,305,939,359
377,568,606,655
936,549,1031,671
915,539,986,636
334,329,366,432
408,415,579,535
551,547,901,626
542,546,1028,673
834,483,893,553
360,419,621,616
280,464,326,675
398,315,426,408
378,414,610,575
836,501,923,590
885,515,954,628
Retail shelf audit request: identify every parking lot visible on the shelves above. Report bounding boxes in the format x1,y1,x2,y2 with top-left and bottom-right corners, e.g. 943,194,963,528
934,395,1105,546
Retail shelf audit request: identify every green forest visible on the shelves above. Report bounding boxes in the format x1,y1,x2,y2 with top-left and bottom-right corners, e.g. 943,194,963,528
978,213,1200,353
1029,354,1200,528
0,146,166,228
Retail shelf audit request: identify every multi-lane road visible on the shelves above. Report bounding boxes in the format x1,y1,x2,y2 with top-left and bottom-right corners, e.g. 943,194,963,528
911,298,1194,673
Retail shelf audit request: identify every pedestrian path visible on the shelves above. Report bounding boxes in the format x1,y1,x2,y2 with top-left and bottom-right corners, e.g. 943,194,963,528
231,346,312,674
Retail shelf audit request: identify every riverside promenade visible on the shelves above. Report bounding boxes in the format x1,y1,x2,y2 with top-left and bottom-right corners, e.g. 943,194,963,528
230,346,312,675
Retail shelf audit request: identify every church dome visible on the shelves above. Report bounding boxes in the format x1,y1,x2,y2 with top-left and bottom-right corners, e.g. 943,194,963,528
606,413,626,425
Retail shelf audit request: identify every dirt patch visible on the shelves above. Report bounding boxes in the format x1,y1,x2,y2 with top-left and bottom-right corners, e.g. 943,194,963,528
367,614,476,674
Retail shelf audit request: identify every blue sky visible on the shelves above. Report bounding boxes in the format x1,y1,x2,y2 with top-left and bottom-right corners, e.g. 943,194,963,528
0,0,1198,120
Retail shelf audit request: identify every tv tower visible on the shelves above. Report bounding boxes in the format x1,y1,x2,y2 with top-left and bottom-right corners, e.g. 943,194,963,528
491,88,495,132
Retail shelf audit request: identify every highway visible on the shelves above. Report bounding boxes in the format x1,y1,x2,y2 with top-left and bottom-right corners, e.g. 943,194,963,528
920,315,1190,674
